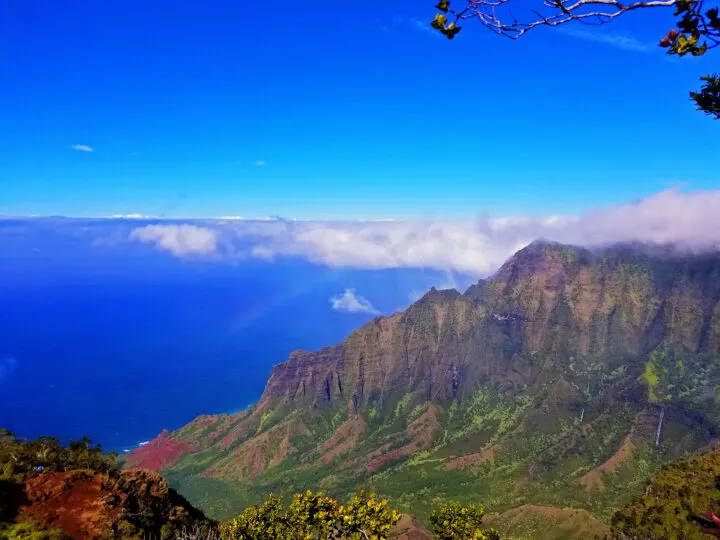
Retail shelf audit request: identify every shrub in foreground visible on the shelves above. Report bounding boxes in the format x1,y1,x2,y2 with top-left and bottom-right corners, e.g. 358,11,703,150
220,489,400,539
430,501,499,540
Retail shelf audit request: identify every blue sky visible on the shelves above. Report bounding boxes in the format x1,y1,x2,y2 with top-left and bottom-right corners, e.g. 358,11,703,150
1,0,718,219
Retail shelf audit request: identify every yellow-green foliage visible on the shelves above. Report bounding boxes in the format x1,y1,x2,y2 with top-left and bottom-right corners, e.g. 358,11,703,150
453,391,531,443
0,520,70,539
220,490,400,540
644,357,660,402
407,403,429,424
393,394,412,419
368,406,379,422
448,399,459,420
256,410,274,434
641,343,720,411
429,501,499,540
341,490,401,539
610,445,720,539
220,494,294,539
330,410,346,430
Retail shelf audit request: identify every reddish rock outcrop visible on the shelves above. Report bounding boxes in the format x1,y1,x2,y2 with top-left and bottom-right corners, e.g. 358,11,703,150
444,444,501,471
13,469,212,539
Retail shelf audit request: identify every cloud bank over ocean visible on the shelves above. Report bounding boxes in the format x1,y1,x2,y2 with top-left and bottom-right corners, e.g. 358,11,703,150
122,188,720,275
130,224,219,256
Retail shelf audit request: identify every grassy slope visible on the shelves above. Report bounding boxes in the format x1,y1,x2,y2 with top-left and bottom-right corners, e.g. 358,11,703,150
484,505,610,540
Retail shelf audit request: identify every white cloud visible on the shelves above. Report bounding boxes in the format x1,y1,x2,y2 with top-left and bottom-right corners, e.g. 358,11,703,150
234,188,720,275
569,188,720,247
234,217,536,275
0,357,17,385
561,27,651,52
110,214,149,219
130,224,218,256
125,188,720,276
218,216,280,222
256,161,266,167
70,144,94,152
330,289,380,314
383,15,441,37
410,18,439,36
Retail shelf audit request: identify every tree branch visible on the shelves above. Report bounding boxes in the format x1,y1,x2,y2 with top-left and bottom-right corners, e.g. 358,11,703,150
445,0,678,38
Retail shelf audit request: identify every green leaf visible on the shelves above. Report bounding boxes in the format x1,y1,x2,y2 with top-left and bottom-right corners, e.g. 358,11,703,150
689,73,720,119
430,18,444,30
435,0,451,12
691,43,708,56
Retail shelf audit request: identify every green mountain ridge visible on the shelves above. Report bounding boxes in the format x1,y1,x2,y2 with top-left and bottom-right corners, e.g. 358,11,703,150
127,241,720,536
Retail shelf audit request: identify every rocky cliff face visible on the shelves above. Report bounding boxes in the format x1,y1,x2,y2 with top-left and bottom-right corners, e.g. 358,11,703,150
251,242,720,427
259,287,481,412
128,242,720,530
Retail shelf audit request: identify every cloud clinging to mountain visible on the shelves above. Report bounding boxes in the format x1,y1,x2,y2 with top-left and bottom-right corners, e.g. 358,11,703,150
127,188,720,275
235,189,720,275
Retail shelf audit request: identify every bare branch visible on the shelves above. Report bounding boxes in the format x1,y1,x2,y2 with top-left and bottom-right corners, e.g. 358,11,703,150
445,0,678,39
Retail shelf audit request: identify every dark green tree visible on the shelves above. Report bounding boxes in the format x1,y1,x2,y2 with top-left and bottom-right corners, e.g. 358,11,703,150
0,429,117,481
431,0,719,118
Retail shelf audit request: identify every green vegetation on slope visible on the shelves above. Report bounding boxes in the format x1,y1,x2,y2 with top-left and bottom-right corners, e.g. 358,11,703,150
611,443,720,539
130,244,720,537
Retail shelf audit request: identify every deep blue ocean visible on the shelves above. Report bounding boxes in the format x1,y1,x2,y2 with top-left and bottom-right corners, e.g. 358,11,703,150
0,219,471,453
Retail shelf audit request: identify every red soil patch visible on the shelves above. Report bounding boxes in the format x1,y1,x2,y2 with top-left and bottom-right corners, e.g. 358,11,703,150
444,444,501,470
347,442,393,470
366,406,439,473
317,415,368,465
21,471,119,538
205,411,250,444
189,415,218,428
577,435,635,490
126,431,197,471
205,418,310,480
218,416,257,450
